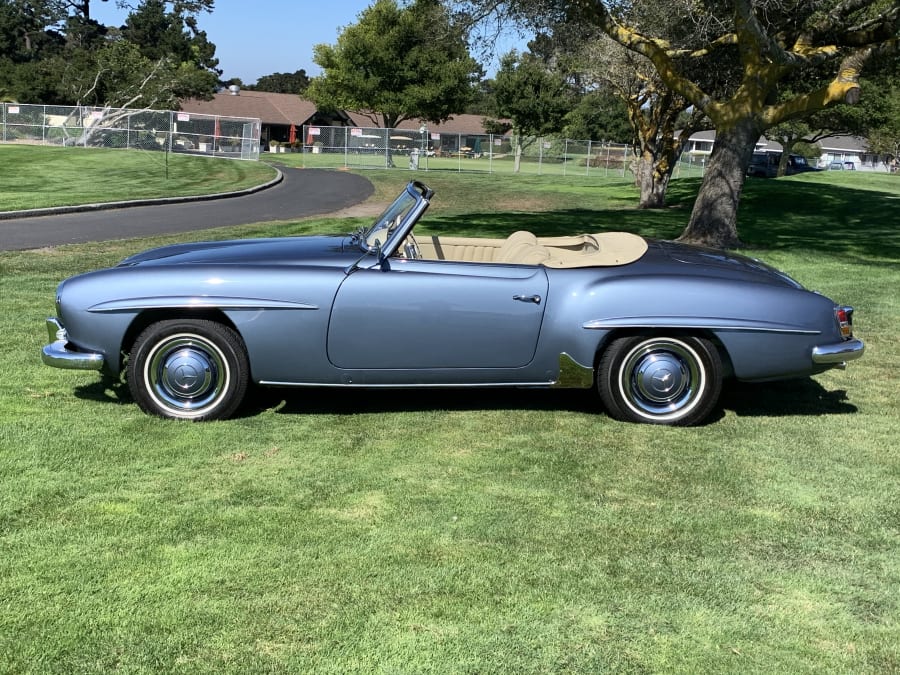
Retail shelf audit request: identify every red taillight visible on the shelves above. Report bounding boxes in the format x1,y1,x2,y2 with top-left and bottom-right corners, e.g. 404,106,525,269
837,306,853,338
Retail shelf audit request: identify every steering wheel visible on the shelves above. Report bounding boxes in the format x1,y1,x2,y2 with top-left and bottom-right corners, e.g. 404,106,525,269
401,232,421,259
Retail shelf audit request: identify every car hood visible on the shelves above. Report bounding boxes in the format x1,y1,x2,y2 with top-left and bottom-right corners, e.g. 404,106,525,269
117,235,352,267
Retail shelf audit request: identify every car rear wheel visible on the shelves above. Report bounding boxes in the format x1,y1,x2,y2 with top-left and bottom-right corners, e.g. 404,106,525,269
598,334,722,426
127,319,249,421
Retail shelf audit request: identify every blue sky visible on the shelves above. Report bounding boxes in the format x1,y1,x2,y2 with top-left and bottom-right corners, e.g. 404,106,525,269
90,0,521,85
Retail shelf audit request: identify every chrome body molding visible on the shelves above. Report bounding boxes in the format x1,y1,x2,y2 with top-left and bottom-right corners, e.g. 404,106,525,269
258,380,555,388
552,353,594,388
41,318,104,371
812,338,865,365
582,317,819,335
87,296,318,313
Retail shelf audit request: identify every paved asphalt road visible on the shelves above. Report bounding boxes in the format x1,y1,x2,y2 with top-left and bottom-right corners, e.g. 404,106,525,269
0,166,374,251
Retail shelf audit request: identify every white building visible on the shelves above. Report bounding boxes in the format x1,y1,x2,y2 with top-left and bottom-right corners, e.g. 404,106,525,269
681,131,892,172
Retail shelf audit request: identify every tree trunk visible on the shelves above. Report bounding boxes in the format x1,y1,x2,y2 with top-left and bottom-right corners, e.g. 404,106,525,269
636,155,671,209
775,143,794,177
678,118,761,249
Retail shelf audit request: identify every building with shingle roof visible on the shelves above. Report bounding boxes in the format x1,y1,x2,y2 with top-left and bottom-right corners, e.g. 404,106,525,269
180,88,348,145
180,88,505,150
680,130,886,170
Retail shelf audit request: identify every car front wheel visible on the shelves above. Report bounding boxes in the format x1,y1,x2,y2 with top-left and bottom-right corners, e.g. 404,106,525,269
127,319,249,421
598,334,722,426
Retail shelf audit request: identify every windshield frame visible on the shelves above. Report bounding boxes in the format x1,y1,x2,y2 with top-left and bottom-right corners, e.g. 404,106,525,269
358,181,433,256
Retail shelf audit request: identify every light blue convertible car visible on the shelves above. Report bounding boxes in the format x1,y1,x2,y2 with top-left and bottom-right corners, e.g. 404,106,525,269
42,181,864,425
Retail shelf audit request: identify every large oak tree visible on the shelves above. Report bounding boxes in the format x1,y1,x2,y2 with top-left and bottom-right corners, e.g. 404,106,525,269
456,0,900,247
574,0,900,247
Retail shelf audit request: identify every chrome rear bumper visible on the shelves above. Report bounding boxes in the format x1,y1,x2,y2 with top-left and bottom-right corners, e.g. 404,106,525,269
41,317,104,371
812,338,865,367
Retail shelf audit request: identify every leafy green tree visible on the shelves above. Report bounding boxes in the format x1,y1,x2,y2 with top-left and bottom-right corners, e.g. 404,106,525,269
561,90,631,144
307,0,481,130
457,3,713,208
493,50,573,172
464,77,499,115
121,0,219,97
0,0,65,57
0,0,217,106
866,86,900,162
246,70,310,94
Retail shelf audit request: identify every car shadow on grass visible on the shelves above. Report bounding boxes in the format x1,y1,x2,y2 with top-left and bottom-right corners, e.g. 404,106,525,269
720,378,857,418
250,378,858,422
253,386,598,417
72,376,858,422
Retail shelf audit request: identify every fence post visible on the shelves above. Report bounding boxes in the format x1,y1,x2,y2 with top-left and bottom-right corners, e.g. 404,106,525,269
344,127,349,169
488,133,493,174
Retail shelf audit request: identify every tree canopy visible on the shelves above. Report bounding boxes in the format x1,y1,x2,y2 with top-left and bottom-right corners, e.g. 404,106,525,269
492,49,573,171
0,0,219,108
306,0,482,129
245,70,310,95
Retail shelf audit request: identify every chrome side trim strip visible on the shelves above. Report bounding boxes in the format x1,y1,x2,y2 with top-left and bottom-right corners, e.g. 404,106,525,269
812,338,865,364
583,317,819,335
259,380,554,388
88,296,318,312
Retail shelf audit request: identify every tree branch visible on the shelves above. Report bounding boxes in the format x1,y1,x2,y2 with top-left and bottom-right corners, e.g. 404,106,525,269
575,0,717,114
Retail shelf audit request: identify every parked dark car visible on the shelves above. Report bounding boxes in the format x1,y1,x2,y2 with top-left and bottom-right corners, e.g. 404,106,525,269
747,152,820,177
42,181,864,426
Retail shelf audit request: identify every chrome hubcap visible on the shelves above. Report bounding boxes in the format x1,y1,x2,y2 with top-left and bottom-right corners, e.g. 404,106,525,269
620,338,704,420
146,334,228,416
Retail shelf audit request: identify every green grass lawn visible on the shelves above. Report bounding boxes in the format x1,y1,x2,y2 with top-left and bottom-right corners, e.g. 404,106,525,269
0,161,898,673
0,145,276,211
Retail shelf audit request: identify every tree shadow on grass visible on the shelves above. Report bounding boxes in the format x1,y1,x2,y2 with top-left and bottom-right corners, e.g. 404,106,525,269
666,177,900,260
424,177,900,262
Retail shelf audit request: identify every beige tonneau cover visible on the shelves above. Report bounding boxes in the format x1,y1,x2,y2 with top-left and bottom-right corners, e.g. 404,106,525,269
417,231,648,268
538,232,648,268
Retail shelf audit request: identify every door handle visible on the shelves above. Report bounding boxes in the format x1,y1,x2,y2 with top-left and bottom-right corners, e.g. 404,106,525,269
513,294,542,304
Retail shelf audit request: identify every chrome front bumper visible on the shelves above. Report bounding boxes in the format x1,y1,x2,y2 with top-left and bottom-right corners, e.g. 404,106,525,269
41,317,104,371
812,338,865,367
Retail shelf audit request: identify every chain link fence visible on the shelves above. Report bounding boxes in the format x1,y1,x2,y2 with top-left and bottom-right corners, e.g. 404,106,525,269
295,125,637,177
1,103,261,160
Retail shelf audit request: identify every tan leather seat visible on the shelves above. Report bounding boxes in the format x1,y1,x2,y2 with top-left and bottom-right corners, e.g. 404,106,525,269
495,231,550,265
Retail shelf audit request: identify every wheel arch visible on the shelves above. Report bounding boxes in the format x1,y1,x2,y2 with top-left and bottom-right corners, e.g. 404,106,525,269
119,308,242,371
592,327,734,378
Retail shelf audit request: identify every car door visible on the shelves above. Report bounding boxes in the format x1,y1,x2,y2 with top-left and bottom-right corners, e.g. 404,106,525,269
327,258,549,372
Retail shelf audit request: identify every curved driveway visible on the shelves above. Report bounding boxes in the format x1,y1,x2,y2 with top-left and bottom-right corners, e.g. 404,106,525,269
0,166,374,251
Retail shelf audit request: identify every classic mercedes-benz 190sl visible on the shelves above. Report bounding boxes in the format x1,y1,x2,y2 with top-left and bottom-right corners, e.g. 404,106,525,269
42,181,864,425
